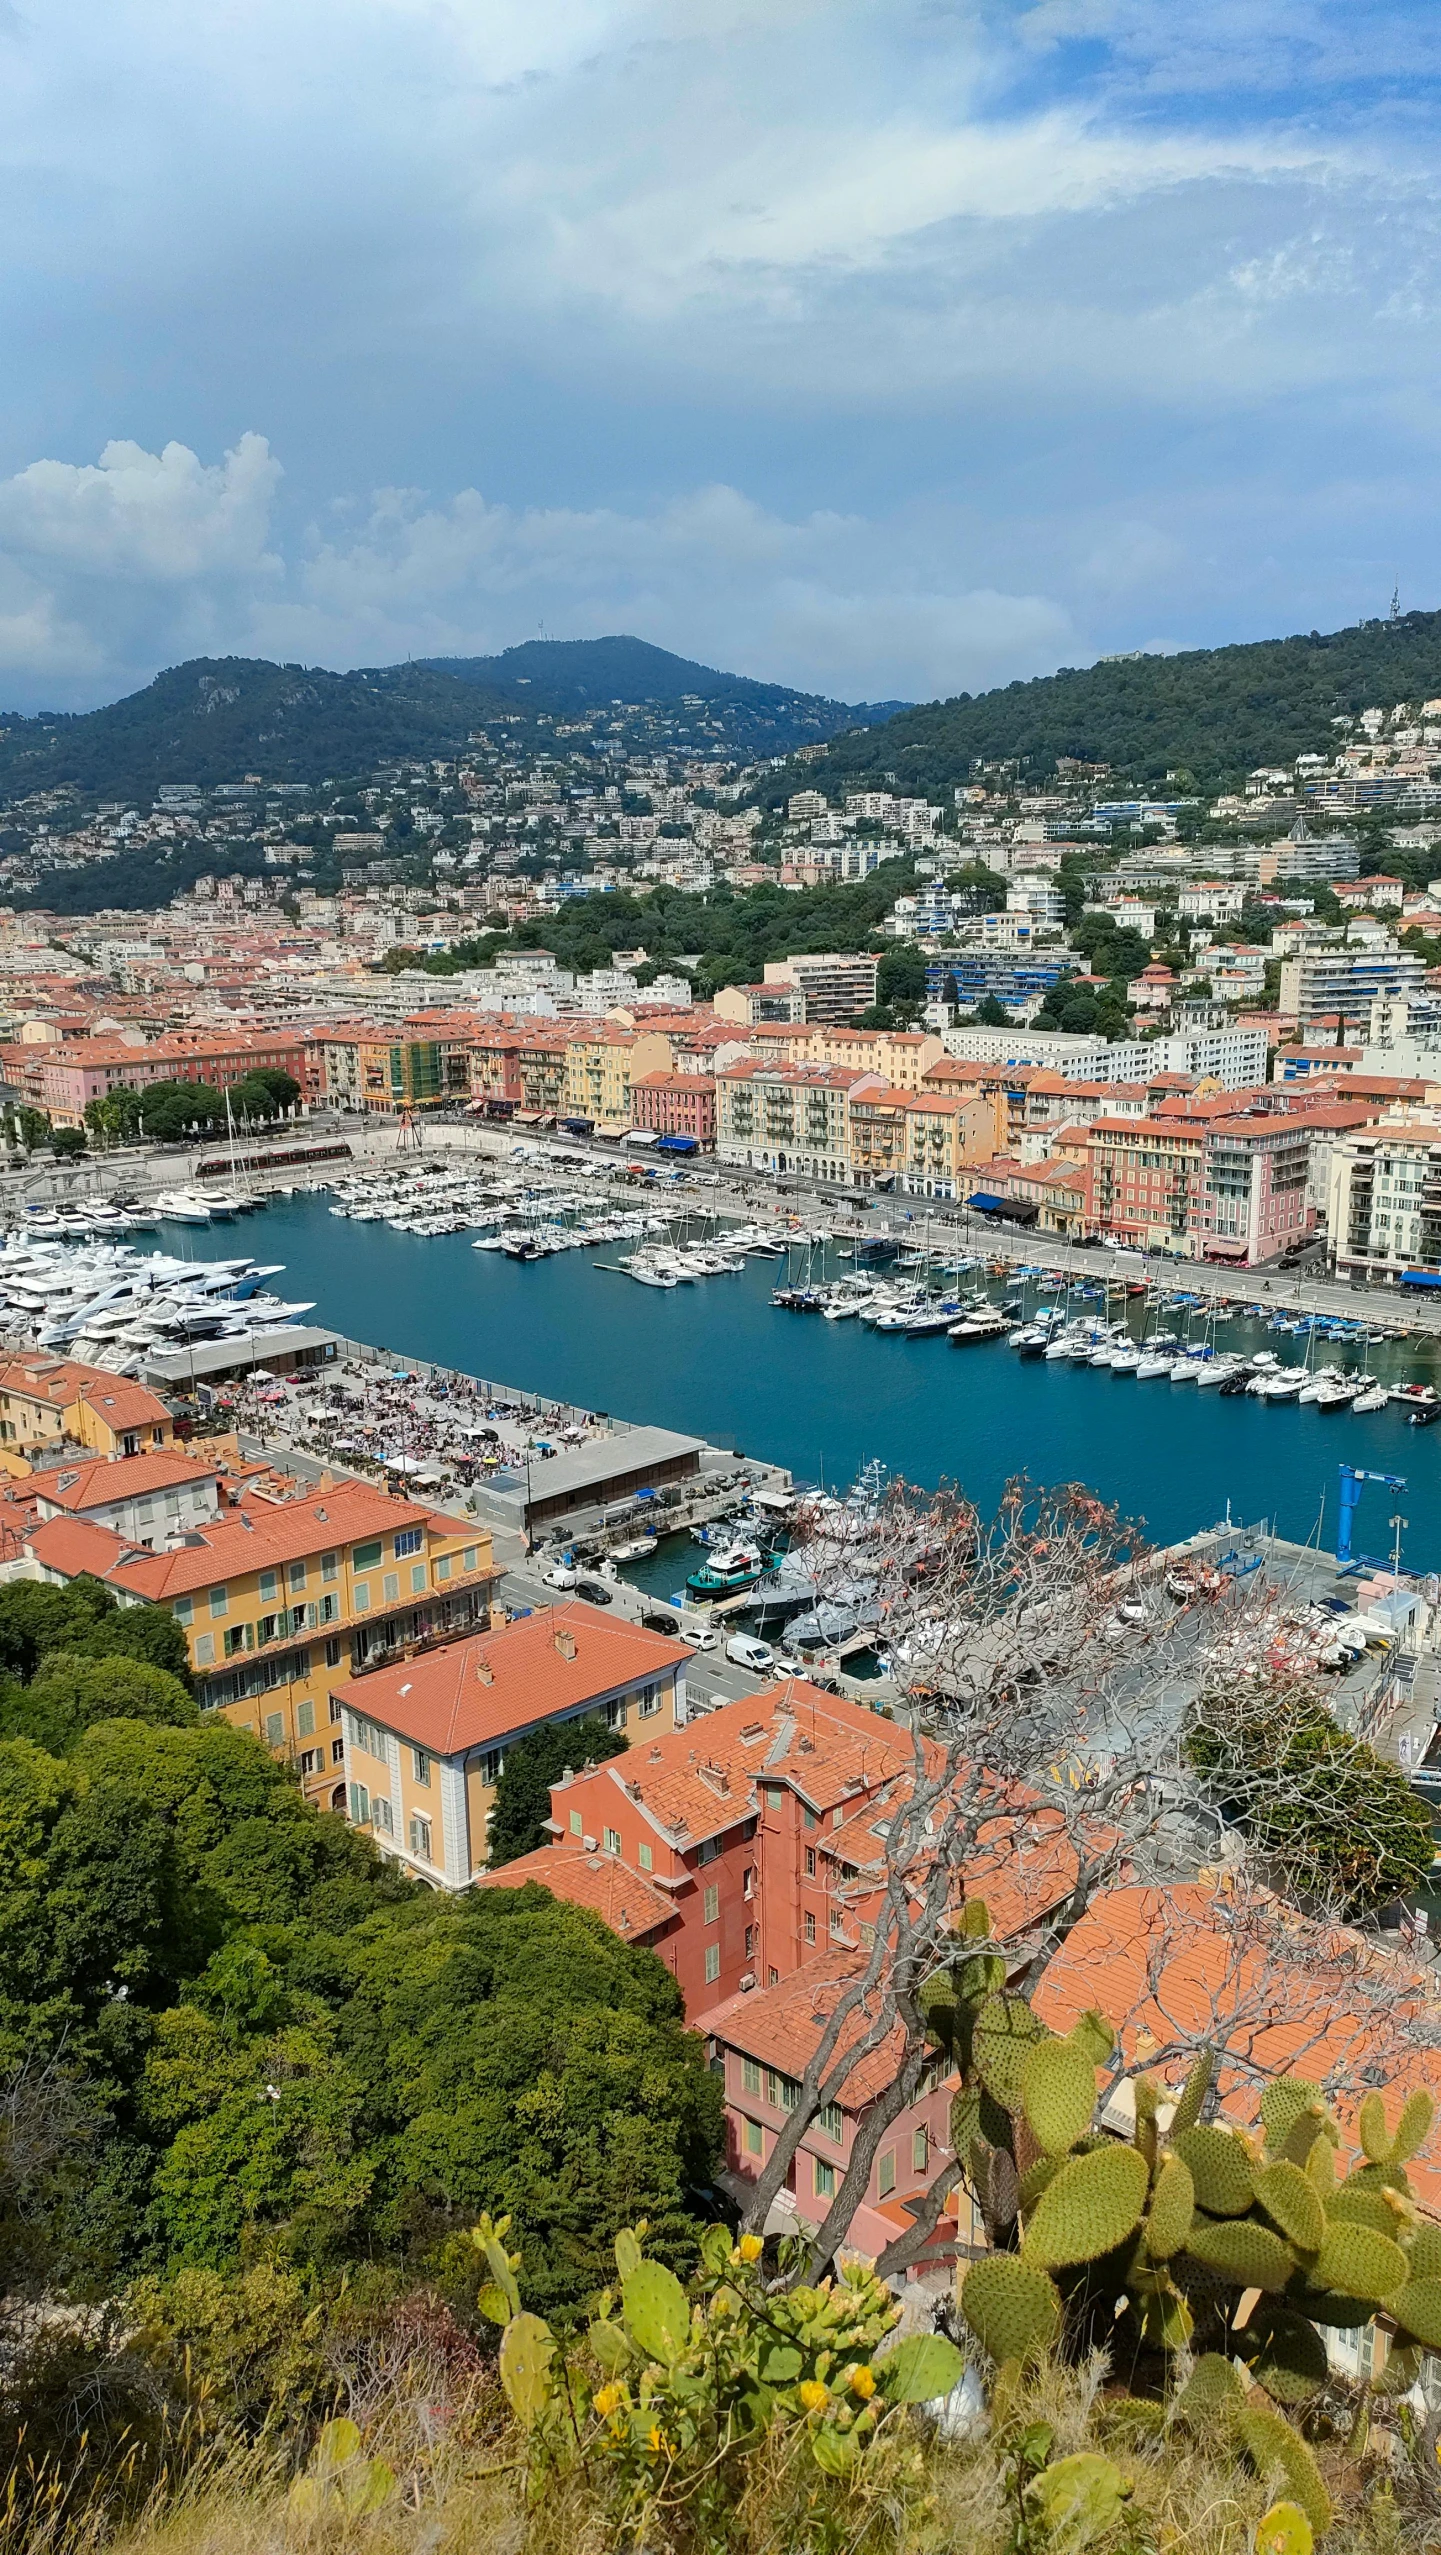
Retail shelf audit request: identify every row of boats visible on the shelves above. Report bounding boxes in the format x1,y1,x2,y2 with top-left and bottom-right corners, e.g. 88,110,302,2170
1000,1309,1439,1419
0,1240,316,1374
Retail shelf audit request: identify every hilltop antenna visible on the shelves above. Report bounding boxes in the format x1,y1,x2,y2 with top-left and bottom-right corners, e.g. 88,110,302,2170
1390,582,1402,621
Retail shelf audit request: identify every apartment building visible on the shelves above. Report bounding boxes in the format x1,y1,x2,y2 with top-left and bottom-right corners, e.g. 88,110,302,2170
1088,1116,1207,1255
31,1447,223,1542
23,1479,498,1808
715,1061,880,1182
0,1356,173,1473
485,1683,1084,2269
762,953,881,1024
1278,947,1427,1034
6,1027,309,1128
846,1086,996,1197
560,1027,640,1133
338,1603,690,1888
1326,1116,1441,1285
1189,1114,1315,1265
629,1072,716,1146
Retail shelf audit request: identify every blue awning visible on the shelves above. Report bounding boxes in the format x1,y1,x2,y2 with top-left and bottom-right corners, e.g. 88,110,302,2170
968,1192,1006,1211
1400,1269,1441,1287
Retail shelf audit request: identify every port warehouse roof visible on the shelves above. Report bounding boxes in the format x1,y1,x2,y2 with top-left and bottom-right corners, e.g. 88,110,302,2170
481,1424,706,1528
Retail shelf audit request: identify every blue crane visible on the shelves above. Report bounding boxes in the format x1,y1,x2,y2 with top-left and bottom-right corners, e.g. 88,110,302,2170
1337,1464,1408,1573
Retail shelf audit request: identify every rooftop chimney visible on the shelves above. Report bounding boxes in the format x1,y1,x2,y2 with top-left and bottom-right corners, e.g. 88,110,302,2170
475,1656,494,1685
555,1629,577,1661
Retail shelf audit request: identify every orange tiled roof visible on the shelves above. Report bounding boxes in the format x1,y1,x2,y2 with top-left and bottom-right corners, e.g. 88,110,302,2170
475,1841,676,1938
51,1479,473,1601
335,1601,689,1756
1034,1883,1441,2215
34,1450,217,1514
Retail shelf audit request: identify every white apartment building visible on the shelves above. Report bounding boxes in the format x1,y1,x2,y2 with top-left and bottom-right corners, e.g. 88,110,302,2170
1327,1117,1441,1284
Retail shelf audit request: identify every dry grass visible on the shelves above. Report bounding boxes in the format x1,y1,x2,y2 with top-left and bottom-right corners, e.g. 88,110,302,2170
4,2353,1435,2555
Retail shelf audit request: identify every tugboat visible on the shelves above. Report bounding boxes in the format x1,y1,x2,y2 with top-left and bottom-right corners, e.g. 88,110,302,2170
685,1540,782,1599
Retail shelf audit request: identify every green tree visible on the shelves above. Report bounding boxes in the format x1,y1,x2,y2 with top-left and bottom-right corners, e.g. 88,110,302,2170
11,1107,51,1154
0,1654,197,1756
1187,1670,1434,1914
973,993,1010,1026
487,1714,627,1866
49,1127,86,1160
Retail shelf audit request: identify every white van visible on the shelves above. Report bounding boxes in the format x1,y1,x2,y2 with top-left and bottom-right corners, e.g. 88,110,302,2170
726,1633,774,1672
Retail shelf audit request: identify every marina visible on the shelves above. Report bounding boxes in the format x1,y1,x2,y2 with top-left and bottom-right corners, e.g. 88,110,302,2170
121,1172,1441,1570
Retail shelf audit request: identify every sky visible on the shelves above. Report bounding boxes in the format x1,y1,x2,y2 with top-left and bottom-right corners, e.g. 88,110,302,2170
2,0,1441,712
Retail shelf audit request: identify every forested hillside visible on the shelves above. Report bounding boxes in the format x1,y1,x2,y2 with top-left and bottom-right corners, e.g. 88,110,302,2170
761,609,1441,801
0,641,899,805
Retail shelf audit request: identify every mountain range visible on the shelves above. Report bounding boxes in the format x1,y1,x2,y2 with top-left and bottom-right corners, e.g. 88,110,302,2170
0,639,906,807
4,611,1441,820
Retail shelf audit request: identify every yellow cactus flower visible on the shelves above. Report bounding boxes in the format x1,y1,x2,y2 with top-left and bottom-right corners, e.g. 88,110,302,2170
848,2364,877,2399
647,2424,667,2456
798,2380,830,2413
738,2233,763,2263
593,2384,624,2418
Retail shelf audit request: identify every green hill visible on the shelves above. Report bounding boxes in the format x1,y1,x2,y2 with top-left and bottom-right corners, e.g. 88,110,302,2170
759,609,1441,803
421,632,906,722
0,642,903,807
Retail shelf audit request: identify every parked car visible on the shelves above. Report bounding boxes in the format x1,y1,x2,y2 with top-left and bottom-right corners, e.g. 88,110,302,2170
544,1563,578,1590
641,1611,680,1636
678,1624,720,1652
726,1633,774,1671
575,1578,614,1606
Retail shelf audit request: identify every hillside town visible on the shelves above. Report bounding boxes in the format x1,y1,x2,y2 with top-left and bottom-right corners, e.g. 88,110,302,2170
4,690,1441,1277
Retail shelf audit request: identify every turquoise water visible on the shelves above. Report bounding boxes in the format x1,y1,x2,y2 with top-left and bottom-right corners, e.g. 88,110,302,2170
208,1196,1441,1567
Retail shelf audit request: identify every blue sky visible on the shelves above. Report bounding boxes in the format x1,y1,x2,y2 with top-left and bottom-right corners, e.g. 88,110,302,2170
1,0,1440,710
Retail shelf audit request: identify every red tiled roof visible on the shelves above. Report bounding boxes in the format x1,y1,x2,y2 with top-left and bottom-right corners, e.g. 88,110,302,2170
34,1450,217,1514
335,1601,690,1756
1034,1883,1441,2215
475,1841,675,1938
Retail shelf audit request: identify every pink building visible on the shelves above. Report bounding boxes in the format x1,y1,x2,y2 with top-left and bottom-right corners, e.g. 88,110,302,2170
3,1029,309,1127
629,1072,716,1147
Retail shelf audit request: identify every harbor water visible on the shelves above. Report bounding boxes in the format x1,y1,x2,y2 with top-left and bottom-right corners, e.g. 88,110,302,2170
203,1193,1441,1571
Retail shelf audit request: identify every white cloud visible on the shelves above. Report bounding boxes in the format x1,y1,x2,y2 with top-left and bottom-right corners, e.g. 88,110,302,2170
0,435,1076,707
0,433,281,581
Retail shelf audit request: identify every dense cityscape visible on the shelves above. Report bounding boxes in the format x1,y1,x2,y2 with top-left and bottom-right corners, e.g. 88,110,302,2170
9,0,1441,2529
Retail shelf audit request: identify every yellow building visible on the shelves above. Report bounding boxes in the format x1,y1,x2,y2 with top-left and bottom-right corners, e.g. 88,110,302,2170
561,1028,640,1133
26,1478,498,1811
0,1356,174,1477
334,1603,691,1887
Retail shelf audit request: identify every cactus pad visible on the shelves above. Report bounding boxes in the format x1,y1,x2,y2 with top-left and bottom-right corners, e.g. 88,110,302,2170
1186,2215,1296,2293
1260,2078,1322,2153
1025,2451,1129,2549
1254,2502,1314,2555
1392,2086,1434,2166
1173,2125,1255,2216
621,2261,691,2361
1304,2136,1335,2203
1358,2090,1392,2164
1019,2156,1059,2212
972,1993,1048,2109
1067,2009,1116,2066
1169,2046,1214,2136
1327,2184,1401,2233
1391,2276,1441,2348
1408,2223,1441,2281
1284,2280,1379,2327
958,2253,1061,2364
1174,2351,1246,2425
1311,2220,1407,2302
1021,2037,1098,2158
1236,2403,1332,2535
499,2313,556,2430
1022,2143,1149,2269
1144,2153,1195,2260
1253,2160,1325,2255
1240,2304,1329,2405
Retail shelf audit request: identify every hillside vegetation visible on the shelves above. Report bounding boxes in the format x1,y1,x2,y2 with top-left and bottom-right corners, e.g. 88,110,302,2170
0,642,898,805
764,608,1441,800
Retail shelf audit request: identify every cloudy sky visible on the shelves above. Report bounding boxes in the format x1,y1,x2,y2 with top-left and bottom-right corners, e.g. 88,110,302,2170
1,0,1440,710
